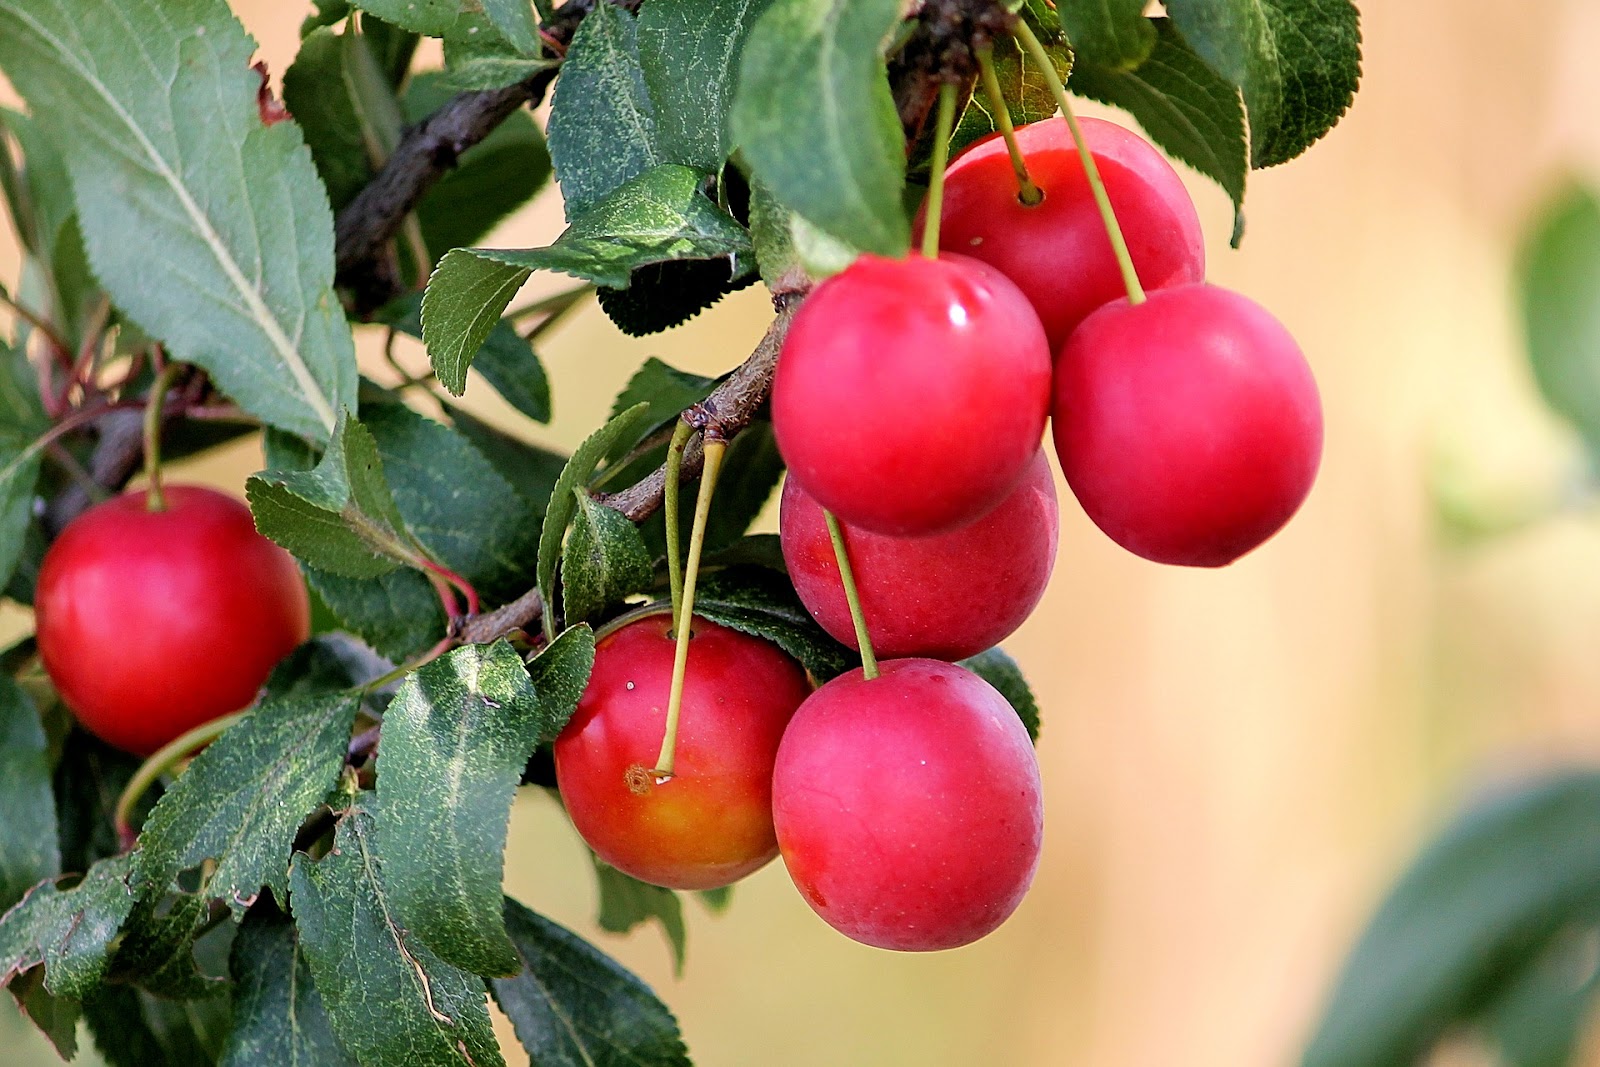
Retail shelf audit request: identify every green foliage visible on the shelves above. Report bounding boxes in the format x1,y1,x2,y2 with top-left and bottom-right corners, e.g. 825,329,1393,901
1070,19,1249,244
383,293,552,422
733,0,910,257
0,0,359,439
1059,0,1155,70
696,566,857,681
593,859,688,974
290,810,506,1067
564,494,655,625
221,904,356,1067
132,691,362,912
374,635,592,978
950,38,1069,159
0,671,55,915
492,897,691,1067
0,854,136,1000
1519,183,1600,463
1303,773,1600,1067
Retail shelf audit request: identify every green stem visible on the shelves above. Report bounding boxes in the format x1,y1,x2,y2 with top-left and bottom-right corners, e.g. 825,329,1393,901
823,510,878,680
1013,21,1146,305
976,43,1043,206
506,283,595,323
114,711,245,849
653,437,726,780
142,361,185,512
921,81,960,259
662,419,694,631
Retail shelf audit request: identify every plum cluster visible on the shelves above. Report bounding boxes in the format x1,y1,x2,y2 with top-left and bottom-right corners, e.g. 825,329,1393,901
557,116,1323,953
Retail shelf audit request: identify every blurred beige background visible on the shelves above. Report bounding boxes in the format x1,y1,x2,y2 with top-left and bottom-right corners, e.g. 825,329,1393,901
8,1,1600,1064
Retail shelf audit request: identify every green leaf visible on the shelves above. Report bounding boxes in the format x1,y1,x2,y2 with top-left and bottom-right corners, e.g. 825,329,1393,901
1059,0,1155,69
221,903,356,1067
290,809,507,1067
52,731,149,874
524,625,598,737
696,566,856,681
0,431,44,591
492,897,691,1067
951,36,1069,158
443,52,558,90
0,854,135,1000
958,648,1041,743
563,493,654,625
374,640,554,977
733,0,909,256
594,255,756,338
611,357,716,444
1164,0,1361,169
307,566,445,662
132,693,362,913
1302,772,1600,1067
0,0,358,439
104,893,224,1000
747,173,799,288
637,0,776,172
0,675,56,912
593,859,687,974
10,969,80,1060
0,109,99,347
482,0,538,55
383,292,551,421
84,975,233,1066
538,404,656,639
1069,19,1248,244
547,4,659,220
262,632,394,703
350,0,459,36
1481,920,1600,1067
1520,184,1600,462
283,27,372,212
420,254,534,397
405,71,553,254
697,886,733,913
444,404,566,513
248,414,415,579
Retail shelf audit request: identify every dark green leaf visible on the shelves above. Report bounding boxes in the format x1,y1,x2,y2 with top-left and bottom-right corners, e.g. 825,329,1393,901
596,256,756,337
538,404,656,639
593,859,686,974
1481,918,1600,1067
105,893,224,1000
733,0,909,256
374,641,550,978
83,979,232,1066
1520,184,1600,462
701,532,786,573
547,4,659,220
525,625,598,739
306,566,445,662
482,0,538,55
290,809,507,1067
638,0,776,172
0,0,358,439
1164,0,1361,169
444,404,567,514
53,731,149,874
697,886,732,913
564,493,654,625
248,414,415,579
958,648,1041,742
302,0,351,36
262,633,394,703
0,431,43,591
406,72,553,254
220,902,356,1067
383,292,552,421
350,0,460,36
1071,19,1248,241
0,676,57,912
283,27,372,212
0,854,135,1000
951,37,1069,158
132,693,361,913
696,566,856,681
492,896,691,1067
610,357,715,442
1059,0,1155,69
1303,772,1600,1067
701,421,784,551
10,968,80,1059
444,53,558,90
747,174,799,288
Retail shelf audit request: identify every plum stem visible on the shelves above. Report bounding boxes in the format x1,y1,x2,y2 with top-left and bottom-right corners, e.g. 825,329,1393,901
1013,21,1146,305
141,361,185,513
976,44,1043,207
823,511,879,680
113,710,245,850
653,437,727,781
662,418,695,631
920,81,959,259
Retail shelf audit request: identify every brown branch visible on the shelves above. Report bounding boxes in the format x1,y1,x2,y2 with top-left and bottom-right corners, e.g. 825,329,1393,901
333,0,594,311
458,585,545,646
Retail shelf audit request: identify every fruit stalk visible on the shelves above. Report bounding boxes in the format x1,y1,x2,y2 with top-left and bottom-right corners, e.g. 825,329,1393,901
975,44,1043,206
663,418,695,630
822,510,879,679
1013,21,1146,305
920,81,960,259
141,361,185,513
112,710,246,849
653,437,727,780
